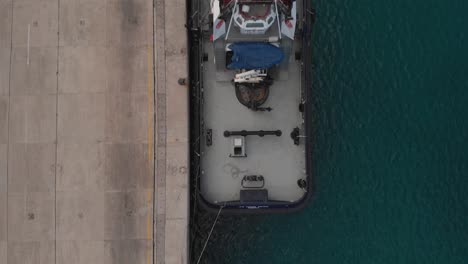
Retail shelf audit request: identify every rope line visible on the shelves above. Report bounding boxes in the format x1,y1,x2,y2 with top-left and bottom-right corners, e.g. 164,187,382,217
196,205,224,264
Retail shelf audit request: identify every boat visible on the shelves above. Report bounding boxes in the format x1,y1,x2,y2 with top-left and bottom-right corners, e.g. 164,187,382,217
189,0,315,213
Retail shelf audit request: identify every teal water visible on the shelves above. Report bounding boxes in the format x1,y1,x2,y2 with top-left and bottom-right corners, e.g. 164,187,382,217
192,0,468,263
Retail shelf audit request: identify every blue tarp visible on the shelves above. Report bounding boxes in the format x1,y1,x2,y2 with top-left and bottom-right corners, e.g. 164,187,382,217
227,42,284,70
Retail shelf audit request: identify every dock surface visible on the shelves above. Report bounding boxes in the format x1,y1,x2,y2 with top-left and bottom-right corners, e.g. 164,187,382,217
0,0,188,263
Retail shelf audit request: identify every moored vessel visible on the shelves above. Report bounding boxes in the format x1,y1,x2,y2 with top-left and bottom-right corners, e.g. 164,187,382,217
189,0,315,213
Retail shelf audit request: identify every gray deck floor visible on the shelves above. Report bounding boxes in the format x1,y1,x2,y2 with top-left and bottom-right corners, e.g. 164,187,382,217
200,42,306,203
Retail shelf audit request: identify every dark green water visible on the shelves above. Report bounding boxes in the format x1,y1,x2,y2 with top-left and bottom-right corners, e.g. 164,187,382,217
192,0,468,263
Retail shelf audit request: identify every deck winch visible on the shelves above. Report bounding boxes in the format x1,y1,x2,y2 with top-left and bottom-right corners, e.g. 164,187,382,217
233,69,273,111
226,42,284,110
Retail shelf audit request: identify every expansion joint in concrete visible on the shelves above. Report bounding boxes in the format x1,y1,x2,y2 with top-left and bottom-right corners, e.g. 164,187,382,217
5,0,15,262
54,0,61,263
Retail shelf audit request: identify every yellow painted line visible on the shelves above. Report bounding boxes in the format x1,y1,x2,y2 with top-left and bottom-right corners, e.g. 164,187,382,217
146,189,153,264
146,41,154,264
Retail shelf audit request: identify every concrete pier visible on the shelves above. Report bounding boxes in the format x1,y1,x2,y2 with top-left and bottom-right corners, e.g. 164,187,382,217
0,0,189,263
154,0,189,263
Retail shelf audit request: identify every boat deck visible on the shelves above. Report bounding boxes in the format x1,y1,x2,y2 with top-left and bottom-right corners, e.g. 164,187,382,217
199,40,306,204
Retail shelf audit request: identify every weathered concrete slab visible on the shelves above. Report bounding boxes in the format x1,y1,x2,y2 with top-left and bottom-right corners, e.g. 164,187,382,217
0,0,12,97
56,191,105,241
8,143,55,193
58,93,106,143
56,0,155,262
7,192,55,241
164,0,187,57
11,0,58,48
0,144,6,193
5,0,58,262
56,240,105,264
154,0,189,262
58,46,107,93
106,47,149,93
0,97,8,143
103,239,153,264
59,94,150,141
165,219,188,264
106,0,152,47
0,241,6,264
9,95,56,143
103,144,152,191
7,241,55,264
0,49,9,96
59,0,107,47
10,47,57,95
0,0,12,48
103,191,151,240
56,143,105,192
164,0,189,262
60,239,155,264
0,191,6,242
165,142,189,220
12,0,58,47
0,3,9,263
3,0,189,262
104,93,149,142
166,54,189,145
154,0,167,262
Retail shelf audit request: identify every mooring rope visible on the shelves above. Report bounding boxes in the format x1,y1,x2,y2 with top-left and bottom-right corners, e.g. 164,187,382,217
196,205,224,264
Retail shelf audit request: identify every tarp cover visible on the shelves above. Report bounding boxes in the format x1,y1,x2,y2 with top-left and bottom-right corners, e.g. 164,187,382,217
227,42,284,70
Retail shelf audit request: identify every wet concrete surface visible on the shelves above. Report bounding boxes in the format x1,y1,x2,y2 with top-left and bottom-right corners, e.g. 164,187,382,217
0,0,190,262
